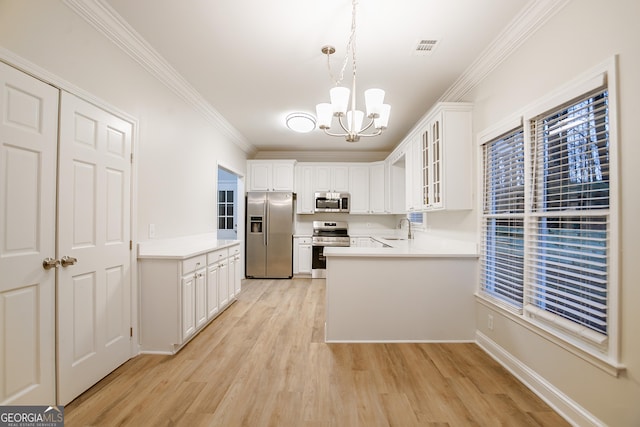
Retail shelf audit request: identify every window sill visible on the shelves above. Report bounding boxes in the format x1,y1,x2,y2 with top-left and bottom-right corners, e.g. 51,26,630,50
475,294,626,377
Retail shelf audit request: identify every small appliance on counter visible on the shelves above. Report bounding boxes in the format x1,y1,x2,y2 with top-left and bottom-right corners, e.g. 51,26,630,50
245,192,294,278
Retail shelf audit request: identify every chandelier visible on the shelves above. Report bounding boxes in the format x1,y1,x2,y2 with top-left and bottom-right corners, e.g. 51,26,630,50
315,0,390,143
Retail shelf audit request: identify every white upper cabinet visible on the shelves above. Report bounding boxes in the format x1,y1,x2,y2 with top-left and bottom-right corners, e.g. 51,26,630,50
296,162,390,214
247,160,296,192
420,103,473,211
348,165,370,214
387,145,408,214
313,165,349,193
401,134,423,213
369,162,386,214
295,163,314,214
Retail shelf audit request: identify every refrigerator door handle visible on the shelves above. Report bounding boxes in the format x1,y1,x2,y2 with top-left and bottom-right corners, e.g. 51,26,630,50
264,200,268,246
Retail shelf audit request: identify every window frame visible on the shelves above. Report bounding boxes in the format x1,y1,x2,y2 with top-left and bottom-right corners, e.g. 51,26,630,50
476,57,620,369
407,211,426,230
478,124,527,314
217,189,235,231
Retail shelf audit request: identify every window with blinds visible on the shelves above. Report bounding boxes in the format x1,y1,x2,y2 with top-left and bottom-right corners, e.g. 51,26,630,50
408,211,424,226
526,88,609,345
480,87,611,349
480,129,525,308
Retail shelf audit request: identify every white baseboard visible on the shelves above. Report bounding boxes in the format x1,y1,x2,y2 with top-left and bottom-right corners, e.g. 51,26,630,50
476,331,604,427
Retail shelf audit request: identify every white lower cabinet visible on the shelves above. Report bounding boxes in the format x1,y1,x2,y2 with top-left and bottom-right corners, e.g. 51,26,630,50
208,248,230,310
178,254,206,343
294,237,312,275
181,260,208,341
207,263,220,319
195,267,207,329
229,245,242,299
229,246,242,296
299,243,312,274
139,241,241,354
181,272,197,341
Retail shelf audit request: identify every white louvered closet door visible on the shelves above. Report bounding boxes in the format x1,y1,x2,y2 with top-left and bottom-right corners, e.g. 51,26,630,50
0,61,59,405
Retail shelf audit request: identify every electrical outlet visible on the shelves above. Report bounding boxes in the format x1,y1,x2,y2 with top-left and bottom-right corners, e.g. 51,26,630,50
487,314,494,331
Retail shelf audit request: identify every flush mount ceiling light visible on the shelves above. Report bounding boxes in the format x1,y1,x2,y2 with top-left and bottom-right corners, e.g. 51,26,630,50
315,0,390,143
286,112,317,133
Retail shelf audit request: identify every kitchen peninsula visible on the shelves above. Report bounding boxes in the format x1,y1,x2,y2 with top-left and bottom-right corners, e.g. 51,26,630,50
324,236,478,342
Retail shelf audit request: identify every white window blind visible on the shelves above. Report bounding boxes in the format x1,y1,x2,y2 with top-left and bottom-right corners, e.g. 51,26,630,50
480,129,525,308
407,211,424,225
526,88,609,344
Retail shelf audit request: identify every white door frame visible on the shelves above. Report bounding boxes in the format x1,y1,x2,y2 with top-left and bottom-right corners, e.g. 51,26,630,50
217,162,245,277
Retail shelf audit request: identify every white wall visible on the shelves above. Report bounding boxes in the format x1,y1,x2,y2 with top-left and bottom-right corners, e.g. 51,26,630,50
0,0,249,241
465,1,640,425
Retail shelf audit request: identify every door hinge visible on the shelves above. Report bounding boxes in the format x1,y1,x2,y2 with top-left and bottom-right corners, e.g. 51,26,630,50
130,327,133,337
130,240,133,250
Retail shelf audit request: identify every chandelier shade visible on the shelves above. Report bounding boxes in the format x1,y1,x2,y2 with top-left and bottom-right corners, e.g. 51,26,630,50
313,0,390,143
315,103,333,128
330,87,350,115
374,104,391,129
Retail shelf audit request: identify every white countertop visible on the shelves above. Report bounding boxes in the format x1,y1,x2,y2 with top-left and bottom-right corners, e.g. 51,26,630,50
137,233,241,259
324,235,478,258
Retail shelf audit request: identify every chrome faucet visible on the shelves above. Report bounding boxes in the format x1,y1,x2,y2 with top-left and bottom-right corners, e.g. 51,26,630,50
398,217,413,240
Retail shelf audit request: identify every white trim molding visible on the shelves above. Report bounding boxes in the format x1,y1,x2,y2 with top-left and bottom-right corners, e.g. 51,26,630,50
476,331,606,427
62,0,254,154
440,0,571,102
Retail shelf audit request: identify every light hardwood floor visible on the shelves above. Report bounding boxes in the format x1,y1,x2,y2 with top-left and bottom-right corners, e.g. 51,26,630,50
65,278,569,426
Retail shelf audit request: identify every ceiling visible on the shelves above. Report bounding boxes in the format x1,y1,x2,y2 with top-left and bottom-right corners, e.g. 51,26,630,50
100,0,531,156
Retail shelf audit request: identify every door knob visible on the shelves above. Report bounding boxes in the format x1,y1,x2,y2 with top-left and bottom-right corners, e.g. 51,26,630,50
42,257,60,270
61,256,78,267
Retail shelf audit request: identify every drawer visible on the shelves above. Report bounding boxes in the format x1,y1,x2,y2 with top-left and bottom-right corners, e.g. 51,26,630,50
182,255,206,273
207,248,229,265
228,244,241,257
297,237,312,244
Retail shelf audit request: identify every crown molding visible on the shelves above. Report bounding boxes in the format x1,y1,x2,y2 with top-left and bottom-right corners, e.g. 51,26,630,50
251,150,388,163
63,0,569,155
440,0,571,102
62,0,254,154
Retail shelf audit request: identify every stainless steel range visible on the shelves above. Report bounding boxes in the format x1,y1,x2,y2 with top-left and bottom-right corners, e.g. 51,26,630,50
311,221,350,279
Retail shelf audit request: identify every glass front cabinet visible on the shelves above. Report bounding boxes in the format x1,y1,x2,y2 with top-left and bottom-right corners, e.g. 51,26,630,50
419,103,472,211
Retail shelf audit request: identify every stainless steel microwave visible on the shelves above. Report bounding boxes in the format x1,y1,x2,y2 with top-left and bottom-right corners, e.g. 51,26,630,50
314,192,350,213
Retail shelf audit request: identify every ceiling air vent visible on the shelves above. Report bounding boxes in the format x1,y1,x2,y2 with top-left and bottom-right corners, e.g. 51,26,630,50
413,39,439,56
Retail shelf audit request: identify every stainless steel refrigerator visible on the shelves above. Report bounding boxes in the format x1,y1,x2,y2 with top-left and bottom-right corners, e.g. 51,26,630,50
245,191,294,278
